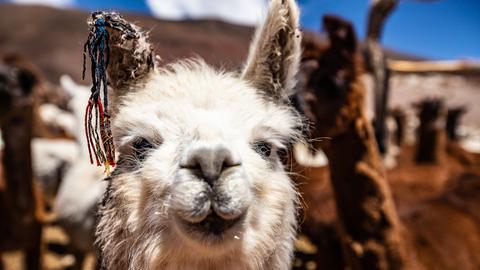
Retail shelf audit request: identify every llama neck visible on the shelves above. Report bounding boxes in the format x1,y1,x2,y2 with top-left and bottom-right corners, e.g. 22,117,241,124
1,106,35,215
323,117,385,191
320,115,405,270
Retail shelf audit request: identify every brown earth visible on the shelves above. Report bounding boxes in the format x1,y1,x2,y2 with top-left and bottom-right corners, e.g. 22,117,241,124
4,129,478,270
293,141,480,270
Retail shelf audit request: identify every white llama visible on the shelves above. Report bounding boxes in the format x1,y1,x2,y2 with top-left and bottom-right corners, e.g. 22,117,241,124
93,0,303,269
54,75,106,268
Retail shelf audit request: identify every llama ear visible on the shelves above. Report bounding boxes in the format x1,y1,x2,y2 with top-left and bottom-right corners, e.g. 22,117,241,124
82,12,155,169
241,0,302,102
84,12,155,114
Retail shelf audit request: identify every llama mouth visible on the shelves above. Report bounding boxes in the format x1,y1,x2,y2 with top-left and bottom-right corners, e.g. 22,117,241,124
184,212,244,237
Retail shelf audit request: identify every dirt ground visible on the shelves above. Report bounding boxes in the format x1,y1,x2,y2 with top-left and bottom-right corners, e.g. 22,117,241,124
2,141,480,270
1,150,91,269
1,226,96,270
293,142,480,270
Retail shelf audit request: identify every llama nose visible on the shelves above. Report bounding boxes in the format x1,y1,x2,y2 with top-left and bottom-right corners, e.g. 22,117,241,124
181,146,240,184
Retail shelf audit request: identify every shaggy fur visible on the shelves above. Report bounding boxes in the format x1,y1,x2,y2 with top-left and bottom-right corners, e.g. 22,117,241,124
294,15,405,269
55,75,105,268
94,0,303,269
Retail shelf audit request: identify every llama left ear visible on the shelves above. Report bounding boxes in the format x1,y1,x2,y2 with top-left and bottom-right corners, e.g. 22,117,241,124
241,0,302,102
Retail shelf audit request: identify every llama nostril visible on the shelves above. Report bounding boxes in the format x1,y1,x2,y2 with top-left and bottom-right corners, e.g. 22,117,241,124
181,145,240,184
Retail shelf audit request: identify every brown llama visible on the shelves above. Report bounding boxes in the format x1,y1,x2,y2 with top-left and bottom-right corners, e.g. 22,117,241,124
0,54,43,270
294,15,406,270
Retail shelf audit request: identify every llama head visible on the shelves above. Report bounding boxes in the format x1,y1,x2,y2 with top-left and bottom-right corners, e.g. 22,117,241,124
295,15,363,139
96,0,302,267
0,54,38,124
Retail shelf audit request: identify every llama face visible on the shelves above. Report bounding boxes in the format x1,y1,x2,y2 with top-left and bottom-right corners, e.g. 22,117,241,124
96,0,302,267
111,62,300,250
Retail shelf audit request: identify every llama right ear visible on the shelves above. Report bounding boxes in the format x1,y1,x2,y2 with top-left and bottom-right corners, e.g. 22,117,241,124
82,12,156,168
241,0,302,102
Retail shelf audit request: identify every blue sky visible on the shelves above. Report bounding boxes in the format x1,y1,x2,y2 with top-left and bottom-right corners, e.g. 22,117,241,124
3,0,479,59
300,0,480,60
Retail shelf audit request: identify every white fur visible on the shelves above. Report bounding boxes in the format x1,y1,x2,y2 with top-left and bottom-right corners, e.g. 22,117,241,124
56,157,105,251
59,75,92,152
54,75,106,254
99,61,301,270
31,138,78,198
96,1,303,269
293,143,328,167
30,76,86,199
38,103,76,137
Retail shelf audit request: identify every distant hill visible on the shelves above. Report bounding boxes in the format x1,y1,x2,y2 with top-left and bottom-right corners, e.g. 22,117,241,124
0,4,253,84
1,4,479,128
0,4,425,85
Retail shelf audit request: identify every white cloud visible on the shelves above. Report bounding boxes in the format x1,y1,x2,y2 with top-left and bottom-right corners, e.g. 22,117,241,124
12,0,74,8
146,0,268,26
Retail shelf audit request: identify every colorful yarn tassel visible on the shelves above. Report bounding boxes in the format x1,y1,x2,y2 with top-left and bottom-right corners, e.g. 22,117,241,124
82,13,116,172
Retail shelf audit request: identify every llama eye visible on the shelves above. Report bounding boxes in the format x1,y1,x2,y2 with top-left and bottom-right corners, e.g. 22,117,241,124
132,138,154,160
277,147,289,165
253,141,272,158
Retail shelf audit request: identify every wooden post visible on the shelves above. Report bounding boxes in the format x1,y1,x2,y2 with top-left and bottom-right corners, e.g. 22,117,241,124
390,108,407,146
0,55,43,270
446,107,466,141
364,0,399,154
415,99,446,163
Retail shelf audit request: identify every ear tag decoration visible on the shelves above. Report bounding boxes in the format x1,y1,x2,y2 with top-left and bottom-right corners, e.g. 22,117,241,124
82,12,148,173
82,12,129,172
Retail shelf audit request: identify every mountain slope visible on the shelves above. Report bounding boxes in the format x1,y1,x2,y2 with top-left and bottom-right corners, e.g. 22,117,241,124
0,4,253,83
